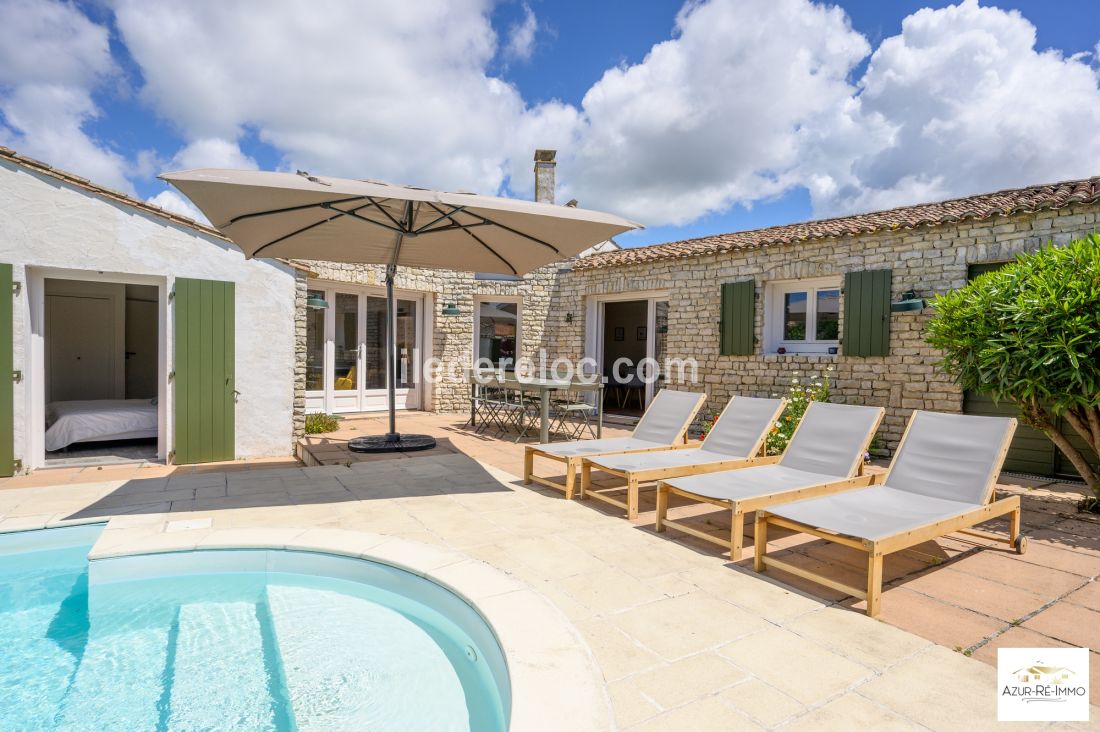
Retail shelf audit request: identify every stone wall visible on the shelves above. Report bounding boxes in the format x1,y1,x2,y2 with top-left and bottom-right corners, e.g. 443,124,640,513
293,203,1098,454
296,261,558,415
556,203,1100,451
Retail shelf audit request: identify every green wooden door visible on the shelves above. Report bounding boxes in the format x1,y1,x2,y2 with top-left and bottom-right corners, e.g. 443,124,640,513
961,262,1099,478
173,278,235,464
0,264,12,477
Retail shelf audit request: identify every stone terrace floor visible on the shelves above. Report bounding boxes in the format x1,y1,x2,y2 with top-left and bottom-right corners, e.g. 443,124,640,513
301,412,1100,709
0,411,1097,729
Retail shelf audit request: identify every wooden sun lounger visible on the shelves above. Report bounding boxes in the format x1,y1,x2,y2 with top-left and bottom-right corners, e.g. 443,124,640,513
655,401,885,560
755,410,1024,617
523,389,705,500
578,396,787,519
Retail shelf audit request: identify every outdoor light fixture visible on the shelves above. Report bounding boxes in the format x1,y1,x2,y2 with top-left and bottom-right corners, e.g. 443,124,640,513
890,289,925,312
565,312,573,323
441,302,461,316
306,294,329,310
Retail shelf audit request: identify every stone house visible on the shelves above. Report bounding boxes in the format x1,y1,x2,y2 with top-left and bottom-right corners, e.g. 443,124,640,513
301,167,1099,477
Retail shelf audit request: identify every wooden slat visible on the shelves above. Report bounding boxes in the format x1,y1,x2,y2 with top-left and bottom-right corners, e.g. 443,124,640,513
843,269,891,357
720,280,754,356
763,556,868,599
0,264,12,477
173,278,235,464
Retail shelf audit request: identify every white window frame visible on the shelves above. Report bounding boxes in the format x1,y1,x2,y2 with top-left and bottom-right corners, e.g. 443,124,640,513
764,276,841,354
472,295,522,371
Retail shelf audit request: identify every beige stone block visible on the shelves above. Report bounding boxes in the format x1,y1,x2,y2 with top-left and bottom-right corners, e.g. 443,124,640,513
631,652,748,709
719,679,804,728
718,627,873,705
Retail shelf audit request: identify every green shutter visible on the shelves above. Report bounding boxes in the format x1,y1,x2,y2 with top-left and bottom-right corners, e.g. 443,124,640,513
0,264,12,477
173,278,235,464
719,280,754,356
843,269,891,357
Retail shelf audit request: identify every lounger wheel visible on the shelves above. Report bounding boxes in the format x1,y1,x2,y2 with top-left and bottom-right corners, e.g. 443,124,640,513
1014,535,1028,555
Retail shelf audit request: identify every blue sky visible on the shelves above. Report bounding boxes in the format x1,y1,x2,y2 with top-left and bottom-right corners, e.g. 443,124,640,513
2,0,1099,249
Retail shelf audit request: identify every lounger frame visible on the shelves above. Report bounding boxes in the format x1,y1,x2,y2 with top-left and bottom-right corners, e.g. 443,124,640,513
523,393,705,500
579,398,788,520
753,415,1024,617
654,405,884,560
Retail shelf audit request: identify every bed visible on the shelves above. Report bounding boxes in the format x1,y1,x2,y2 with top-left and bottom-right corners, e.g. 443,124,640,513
45,399,158,452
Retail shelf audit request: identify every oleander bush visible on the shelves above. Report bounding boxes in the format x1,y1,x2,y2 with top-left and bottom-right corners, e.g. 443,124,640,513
926,234,1100,499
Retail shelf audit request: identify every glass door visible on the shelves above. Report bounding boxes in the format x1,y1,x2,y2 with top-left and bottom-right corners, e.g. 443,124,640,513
361,295,420,411
303,285,422,414
330,292,360,412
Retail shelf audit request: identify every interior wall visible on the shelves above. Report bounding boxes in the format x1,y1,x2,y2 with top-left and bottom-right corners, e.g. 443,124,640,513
602,300,648,370
44,279,125,402
125,284,158,399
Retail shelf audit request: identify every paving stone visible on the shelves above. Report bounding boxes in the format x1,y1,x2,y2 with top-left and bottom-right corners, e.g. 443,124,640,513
630,653,748,709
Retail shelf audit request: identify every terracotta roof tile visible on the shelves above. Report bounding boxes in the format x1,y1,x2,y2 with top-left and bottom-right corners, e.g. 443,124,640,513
574,177,1100,270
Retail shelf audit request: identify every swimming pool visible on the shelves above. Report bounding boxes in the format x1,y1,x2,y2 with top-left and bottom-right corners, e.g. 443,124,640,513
0,525,509,731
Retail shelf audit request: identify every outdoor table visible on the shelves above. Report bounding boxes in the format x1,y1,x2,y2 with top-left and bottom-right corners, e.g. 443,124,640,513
467,371,603,444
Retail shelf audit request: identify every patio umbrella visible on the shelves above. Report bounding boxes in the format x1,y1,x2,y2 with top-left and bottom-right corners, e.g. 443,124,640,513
160,168,640,452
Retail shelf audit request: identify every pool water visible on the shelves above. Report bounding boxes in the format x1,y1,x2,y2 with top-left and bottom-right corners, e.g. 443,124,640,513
0,526,509,731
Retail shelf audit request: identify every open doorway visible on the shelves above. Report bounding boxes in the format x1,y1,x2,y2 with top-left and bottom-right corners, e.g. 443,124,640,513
597,297,669,418
42,278,160,466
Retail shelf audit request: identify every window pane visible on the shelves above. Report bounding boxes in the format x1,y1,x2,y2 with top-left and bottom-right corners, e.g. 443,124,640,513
816,289,839,340
783,292,807,341
396,298,417,389
365,297,418,389
477,301,518,370
305,289,325,391
333,293,358,391
365,297,386,389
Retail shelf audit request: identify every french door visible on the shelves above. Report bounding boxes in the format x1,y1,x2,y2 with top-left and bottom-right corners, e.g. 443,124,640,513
305,285,422,414
587,293,670,414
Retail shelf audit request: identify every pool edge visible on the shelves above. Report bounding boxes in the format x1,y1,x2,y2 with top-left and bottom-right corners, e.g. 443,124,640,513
87,522,614,732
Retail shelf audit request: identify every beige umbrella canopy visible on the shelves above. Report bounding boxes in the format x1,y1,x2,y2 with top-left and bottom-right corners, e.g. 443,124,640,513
160,167,640,451
160,169,638,276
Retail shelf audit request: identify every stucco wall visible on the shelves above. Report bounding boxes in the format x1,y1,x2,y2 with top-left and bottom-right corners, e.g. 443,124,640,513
0,161,299,468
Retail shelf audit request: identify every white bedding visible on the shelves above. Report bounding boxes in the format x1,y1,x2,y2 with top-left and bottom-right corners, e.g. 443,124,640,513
45,399,158,452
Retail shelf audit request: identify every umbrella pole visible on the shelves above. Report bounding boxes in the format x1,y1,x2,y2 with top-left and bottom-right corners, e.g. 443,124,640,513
385,263,398,442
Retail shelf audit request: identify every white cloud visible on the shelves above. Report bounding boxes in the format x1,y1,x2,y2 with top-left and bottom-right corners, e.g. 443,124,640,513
805,0,1100,215
0,0,132,191
552,0,870,224
168,138,258,171
110,0,545,196
504,4,538,63
146,189,209,224
5,0,1100,233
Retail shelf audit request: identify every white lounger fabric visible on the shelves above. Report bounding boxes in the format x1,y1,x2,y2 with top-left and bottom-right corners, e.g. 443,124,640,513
535,389,704,457
768,412,1015,540
536,436,667,459
666,464,841,502
587,396,783,472
45,399,158,452
663,401,883,501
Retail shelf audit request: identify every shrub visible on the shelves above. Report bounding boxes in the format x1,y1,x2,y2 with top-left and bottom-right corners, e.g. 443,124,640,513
304,412,341,434
766,369,831,455
926,235,1100,497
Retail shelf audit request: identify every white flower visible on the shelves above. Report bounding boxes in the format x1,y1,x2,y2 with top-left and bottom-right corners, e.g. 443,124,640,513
791,378,799,384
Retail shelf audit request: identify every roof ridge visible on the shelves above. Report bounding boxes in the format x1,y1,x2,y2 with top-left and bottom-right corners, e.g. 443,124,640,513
575,175,1100,270
0,146,311,272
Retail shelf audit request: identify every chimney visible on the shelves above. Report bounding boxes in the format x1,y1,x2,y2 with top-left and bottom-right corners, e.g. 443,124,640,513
534,149,556,204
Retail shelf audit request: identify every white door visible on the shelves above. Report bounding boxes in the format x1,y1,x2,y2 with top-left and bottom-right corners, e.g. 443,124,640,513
305,286,422,414
46,295,116,402
592,294,670,414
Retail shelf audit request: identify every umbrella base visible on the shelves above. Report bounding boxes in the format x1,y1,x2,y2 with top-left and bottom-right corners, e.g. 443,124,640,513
347,434,437,454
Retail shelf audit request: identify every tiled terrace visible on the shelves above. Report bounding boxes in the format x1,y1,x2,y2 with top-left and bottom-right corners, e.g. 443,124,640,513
0,412,1097,728
303,412,1100,706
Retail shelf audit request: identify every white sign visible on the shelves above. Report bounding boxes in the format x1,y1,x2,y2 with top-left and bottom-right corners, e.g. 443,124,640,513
998,647,1090,721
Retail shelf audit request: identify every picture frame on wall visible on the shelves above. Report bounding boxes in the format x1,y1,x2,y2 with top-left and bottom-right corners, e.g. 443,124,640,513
613,326,625,341
637,326,647,341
